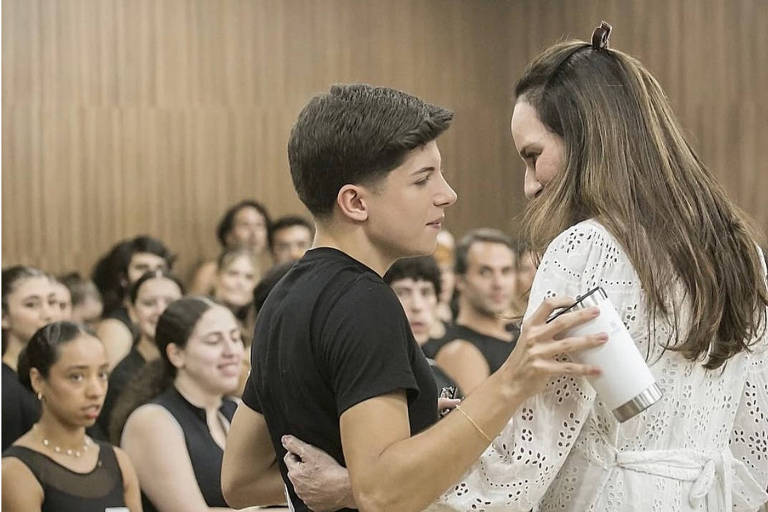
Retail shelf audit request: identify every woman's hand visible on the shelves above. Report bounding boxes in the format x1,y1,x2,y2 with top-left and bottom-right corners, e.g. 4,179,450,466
502,296,606,398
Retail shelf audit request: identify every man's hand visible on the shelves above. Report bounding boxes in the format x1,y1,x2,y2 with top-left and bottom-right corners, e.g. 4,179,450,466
282,435,355,511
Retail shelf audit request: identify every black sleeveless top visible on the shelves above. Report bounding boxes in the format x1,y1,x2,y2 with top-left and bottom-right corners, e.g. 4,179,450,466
426,323,521,373
141,386,237,512
2,441,126,511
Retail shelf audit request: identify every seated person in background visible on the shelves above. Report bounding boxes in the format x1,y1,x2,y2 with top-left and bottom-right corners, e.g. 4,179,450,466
2,266,62,450
432,229,456,333
432,228,519,394
2,321,141,511
98,270,184,436
383,256,459,393
92,235,175,369
50,279,73,320
58,272,103,329
212,248,259,339
112,297,255,512
189,200,271,295
269,215,314,265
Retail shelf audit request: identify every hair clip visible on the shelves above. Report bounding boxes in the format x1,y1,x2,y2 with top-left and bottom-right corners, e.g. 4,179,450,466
591,21,612,50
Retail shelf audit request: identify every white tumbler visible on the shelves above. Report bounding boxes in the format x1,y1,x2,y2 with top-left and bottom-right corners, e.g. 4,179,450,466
549,287,662,422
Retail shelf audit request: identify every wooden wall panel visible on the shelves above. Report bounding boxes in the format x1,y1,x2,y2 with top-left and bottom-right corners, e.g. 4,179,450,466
3,0,767,282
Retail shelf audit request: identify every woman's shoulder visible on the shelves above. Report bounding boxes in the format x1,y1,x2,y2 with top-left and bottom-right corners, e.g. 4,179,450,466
547,219,621,252
543,219,627,267
123,402,182,440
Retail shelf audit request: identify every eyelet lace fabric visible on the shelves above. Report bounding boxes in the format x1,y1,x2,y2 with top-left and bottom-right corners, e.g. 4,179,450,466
428,219,768,511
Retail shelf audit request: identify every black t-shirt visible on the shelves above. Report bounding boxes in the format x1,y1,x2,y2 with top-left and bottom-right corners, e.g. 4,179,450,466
243,247,438,512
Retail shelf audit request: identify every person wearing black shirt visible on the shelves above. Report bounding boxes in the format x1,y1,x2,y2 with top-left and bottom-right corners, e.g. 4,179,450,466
2,322,141,511
383,256,460,394
432,228,521,394
221,84,607,512
1,266,60,451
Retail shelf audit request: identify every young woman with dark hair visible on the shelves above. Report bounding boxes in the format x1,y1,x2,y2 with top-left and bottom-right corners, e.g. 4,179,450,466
189,200,271,296
2,321,141,511
2,266,62,450
97,270,184,436
112,297,254,512
91,236,174,369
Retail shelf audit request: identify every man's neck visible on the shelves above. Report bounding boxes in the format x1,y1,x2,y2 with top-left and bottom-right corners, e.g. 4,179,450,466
455,306,512,341
313,222,396,277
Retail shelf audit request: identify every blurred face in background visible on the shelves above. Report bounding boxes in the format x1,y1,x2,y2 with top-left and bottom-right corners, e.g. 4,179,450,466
227,207,269,255
130,277,183,342
126,253,169,285
271,225,313,264
2,277,60,346
214,254,258,309
71,294,103,330
52,282,73,320
171,306,245,395
457,241,516,317
390,278,438,344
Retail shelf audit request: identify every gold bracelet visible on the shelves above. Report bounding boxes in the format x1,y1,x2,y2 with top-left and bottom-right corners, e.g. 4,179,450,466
453,405,493,443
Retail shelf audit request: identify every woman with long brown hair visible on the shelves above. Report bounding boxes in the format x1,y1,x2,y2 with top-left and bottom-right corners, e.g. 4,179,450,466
428,23,768,511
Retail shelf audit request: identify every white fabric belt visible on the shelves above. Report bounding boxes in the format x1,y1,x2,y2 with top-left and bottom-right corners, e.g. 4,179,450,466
611,448,768,511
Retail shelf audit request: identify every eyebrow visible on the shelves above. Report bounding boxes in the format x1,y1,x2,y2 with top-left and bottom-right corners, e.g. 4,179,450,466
411,166,435,176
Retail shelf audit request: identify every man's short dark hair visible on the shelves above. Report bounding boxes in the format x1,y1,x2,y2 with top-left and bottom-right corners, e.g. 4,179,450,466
455,228,514,276
288,84,454,217
268,215,315,248
383,256,442,299
216,199,272,248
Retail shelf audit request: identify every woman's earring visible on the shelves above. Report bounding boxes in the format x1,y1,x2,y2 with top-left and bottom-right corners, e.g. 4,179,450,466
37,392,43,401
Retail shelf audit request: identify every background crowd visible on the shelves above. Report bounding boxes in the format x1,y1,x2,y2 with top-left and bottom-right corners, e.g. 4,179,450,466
2,196,532,511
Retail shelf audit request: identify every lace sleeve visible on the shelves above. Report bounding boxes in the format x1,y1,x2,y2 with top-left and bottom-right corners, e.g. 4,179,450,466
431,221,626,511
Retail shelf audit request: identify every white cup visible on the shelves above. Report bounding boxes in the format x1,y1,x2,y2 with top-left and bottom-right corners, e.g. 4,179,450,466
549,287,662,422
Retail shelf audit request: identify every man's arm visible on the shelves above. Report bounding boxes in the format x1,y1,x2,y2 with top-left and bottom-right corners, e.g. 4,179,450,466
339,297,605,512
221,403,287,508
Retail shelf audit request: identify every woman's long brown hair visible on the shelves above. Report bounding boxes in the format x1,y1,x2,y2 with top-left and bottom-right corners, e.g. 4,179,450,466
516,40,767,369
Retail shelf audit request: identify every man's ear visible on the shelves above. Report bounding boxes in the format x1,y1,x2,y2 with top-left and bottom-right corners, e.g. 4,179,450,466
336,184,370,222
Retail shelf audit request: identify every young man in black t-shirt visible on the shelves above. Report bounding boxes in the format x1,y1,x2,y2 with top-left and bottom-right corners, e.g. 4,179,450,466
221,84,607,511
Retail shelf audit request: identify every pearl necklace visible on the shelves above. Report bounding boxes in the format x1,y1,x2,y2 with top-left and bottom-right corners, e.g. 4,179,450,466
32,424,92,458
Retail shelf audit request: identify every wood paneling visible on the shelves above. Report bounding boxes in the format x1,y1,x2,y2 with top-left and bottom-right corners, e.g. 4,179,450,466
3,0,767,280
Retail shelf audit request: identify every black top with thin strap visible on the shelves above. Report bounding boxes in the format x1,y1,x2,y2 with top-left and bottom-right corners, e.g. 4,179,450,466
2,441,126,511
141,386,237,512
